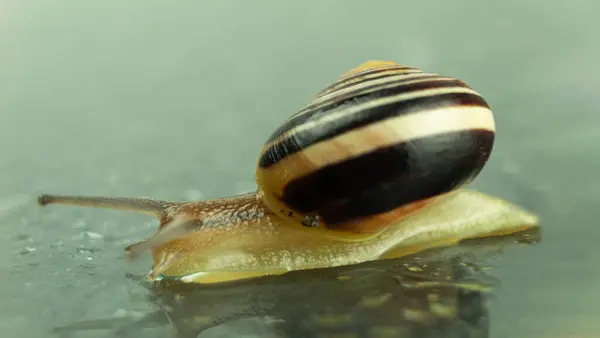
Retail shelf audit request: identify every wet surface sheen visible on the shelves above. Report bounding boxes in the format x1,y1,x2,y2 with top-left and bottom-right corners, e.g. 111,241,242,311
1,1,599,337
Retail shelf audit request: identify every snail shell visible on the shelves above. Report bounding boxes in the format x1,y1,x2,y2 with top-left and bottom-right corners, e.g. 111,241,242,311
256,60,495,236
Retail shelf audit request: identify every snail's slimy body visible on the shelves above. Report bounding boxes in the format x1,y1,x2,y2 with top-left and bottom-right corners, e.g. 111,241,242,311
38,189,538,284
36,60,539,284
151,189,537,284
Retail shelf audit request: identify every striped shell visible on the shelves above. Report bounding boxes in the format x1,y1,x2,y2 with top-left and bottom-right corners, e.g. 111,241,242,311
255,60,495,236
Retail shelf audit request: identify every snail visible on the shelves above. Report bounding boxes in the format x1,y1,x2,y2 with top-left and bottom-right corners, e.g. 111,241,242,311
37,60,539,284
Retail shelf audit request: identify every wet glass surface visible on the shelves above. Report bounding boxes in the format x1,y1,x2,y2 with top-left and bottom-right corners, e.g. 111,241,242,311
1,1,598,337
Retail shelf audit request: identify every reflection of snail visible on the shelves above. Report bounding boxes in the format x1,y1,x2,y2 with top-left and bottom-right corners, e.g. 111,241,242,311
51,227,541,336
38,60,539,284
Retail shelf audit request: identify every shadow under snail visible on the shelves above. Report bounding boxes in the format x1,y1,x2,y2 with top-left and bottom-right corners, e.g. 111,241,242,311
37,60,539,284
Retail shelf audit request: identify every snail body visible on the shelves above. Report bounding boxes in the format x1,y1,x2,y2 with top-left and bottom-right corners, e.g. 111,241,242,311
37,60,539,284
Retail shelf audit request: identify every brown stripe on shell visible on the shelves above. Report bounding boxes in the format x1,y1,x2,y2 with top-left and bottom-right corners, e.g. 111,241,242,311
255,105,495,211
281,128,495,227
315,65,422,99
304,73,444,116
259,85,491,168
264,68,433,145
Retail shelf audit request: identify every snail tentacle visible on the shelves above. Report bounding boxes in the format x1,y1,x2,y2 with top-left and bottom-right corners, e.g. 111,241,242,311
37,194,174,218
37,194,195,260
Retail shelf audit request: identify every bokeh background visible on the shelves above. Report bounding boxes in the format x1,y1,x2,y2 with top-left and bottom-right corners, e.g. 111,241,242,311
1,1,598,337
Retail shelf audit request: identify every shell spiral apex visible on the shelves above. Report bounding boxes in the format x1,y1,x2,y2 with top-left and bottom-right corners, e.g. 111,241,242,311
255,60,496,237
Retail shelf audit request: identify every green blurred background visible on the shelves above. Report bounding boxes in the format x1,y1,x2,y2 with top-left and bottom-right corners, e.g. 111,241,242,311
1,1,598,337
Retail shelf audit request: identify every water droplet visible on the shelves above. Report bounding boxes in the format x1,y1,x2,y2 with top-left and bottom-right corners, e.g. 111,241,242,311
73,219,87,228
407,264,424,272
19,246,36,255
84,232,104,240
75,246,101,257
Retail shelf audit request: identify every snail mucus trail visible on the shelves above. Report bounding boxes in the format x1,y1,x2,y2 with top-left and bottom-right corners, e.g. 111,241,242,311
37,60,539,284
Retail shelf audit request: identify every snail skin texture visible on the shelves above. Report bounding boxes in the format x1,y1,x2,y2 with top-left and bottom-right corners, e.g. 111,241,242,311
37,60,539,284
